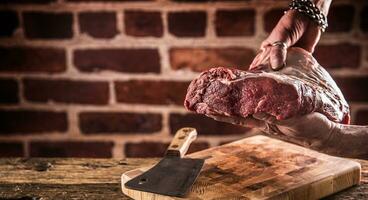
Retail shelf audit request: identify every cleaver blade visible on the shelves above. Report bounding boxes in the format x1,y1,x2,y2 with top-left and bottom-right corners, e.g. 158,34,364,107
124,127,204,197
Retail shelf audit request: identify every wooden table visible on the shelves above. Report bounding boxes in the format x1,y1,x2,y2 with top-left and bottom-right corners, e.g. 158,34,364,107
0,158,366,200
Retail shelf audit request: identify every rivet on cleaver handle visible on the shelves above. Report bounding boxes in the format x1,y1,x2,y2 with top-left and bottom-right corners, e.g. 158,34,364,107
166,127,197,158
124,127,204,197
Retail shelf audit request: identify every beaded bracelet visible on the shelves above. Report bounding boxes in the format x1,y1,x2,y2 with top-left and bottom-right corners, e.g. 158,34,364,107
288,0,328,32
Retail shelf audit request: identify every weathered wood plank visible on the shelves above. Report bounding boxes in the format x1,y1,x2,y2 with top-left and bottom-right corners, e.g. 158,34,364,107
0,183,124,200
0,157,366,200
0,158,158,200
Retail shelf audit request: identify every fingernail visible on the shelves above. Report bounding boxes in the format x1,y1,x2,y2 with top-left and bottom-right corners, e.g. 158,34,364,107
271,64,281,71
272,62,285,71
271,65,278,70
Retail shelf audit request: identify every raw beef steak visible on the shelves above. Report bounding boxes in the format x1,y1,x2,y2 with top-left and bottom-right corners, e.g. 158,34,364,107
185,47,350,124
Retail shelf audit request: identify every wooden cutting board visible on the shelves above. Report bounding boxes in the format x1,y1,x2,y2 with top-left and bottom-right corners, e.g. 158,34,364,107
121,135,361,200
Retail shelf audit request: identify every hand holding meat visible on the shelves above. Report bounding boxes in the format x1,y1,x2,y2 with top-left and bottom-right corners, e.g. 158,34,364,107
251,10,320,70
185,48,350,124
185,47,368,159
252,112,368,159
252,0,331,70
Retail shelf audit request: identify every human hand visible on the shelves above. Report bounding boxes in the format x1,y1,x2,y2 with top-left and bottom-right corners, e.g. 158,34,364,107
252,112,339,149
250,10,321,70
252,112,368,159
211,110,368,158
210,112,339,151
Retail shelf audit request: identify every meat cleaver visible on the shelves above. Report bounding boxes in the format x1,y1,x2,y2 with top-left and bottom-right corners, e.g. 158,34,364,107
124,127,204,197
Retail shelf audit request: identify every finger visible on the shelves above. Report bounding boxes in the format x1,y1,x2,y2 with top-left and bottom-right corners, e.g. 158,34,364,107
270,45,287,70
253,112,278,125
253,112,300,127
249,50,264,70
209,114,265,129
260,41,270,50
237,117,265,128
250,47,272,70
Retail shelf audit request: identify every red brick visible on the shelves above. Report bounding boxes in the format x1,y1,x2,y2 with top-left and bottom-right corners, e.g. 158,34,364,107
327,5,355,33
74,49,160,74
23,12,73,39
0,142,24,157
263,6,355,33
79,112,162,134
355,109,368,125
30,141,113,158
0,47,66,73
168,11,206,37
125,142,167,158
0,10,19,37
79,12,118,39
115,80,189,105
170,47,255,72
264,8,284,33
24,79,109,105
361,6,368,32
125,141,208,158
0,79,19,104
0,110,67,134
186,142,209,154
264,5,356,34
334,76,368,102
169,113,250,135
216,9,255,36
125,10,163,37
313,43,361,69
0,0,55,4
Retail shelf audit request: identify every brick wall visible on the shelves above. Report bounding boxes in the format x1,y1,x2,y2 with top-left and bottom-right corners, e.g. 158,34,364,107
0,0,367,158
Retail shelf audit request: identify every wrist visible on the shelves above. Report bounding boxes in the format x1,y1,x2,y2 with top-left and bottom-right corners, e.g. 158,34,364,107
309,120,340,151
312,0,332,15
287,9,312,26
289,0,328,32
319,122,343,148
316,124,368,159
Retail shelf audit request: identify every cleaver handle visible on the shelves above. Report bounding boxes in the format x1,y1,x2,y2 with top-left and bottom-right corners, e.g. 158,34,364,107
166,127,197,158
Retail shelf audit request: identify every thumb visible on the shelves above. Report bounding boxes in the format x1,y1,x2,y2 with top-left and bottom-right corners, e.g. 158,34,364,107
262,27,290,70
270,44,287,70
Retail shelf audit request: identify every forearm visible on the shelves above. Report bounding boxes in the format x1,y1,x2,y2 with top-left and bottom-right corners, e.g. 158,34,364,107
318,124,368,159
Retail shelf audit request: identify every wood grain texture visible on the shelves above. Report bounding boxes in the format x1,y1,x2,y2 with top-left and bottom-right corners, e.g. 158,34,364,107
0,158,158,200
0,137,366,199
166,127,197,157
121,135,361,200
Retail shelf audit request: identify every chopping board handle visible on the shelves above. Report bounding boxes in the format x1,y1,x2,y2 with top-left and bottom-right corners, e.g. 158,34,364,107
166,127,197,158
